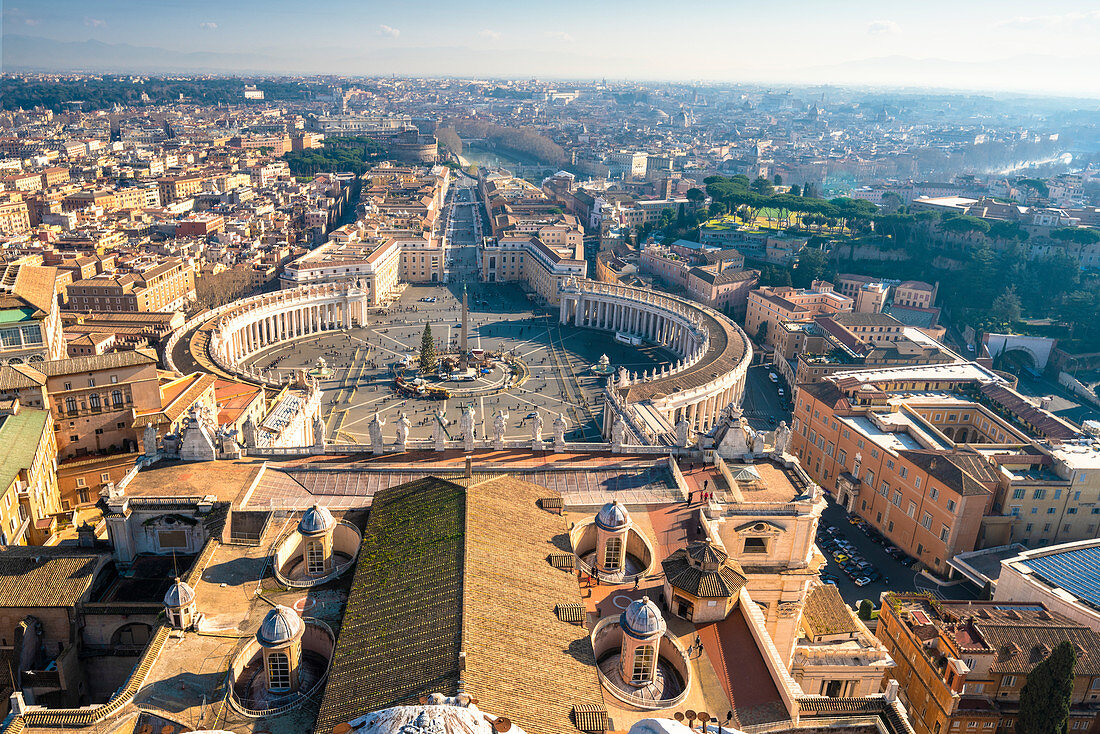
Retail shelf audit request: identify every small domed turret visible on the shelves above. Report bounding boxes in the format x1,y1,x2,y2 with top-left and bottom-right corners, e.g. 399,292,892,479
595,500,630,531
298,504,335,536
163,577,197,630
164,577,194,607
257,605,303,647
621,596,666,639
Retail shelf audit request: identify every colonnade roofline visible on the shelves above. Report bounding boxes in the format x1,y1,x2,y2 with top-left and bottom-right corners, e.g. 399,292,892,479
559,278,752,443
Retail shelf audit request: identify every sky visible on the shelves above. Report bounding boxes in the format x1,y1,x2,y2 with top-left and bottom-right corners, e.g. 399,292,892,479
5,0,1100,96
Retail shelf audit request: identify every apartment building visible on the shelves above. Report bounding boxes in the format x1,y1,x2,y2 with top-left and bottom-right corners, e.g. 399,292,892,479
156,174,205,204
878,595,1100,734
65,258,196,313
785,313,955,387
791,363,1090,569
0,196,30,235
41,349,163,459
745,281,854,346
280,236,401,305
480,235,587,305
0,401,60,546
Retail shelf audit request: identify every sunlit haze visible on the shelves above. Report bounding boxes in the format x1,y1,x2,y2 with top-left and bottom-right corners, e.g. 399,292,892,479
5,0,1100,96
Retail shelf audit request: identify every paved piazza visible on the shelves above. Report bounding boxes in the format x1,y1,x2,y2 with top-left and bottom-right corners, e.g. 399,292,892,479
240,282,671,444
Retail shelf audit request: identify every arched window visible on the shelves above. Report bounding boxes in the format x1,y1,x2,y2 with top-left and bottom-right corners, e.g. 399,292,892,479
65,397,77,414
111,390,123,407
89,394,101,410
603,536,623,571
631,645,654,683
267,651,290,691
306,540,325,575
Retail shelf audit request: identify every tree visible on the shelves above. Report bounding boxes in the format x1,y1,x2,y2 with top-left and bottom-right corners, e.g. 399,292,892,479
773,173,783,186
989,287,1022,327
858,599,873,620
787,184,801,197
755,321,768,344
1018,641,1076,734
685,188,705,208
750,176,775,196
419,324,438,374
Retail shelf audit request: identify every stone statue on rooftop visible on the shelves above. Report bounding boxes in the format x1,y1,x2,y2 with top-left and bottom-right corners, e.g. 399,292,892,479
461,405,477,451
395,411,411,450
433,407,449,451
553,412,568,450
611,417,626,452
530,411,544,450
774,420,791,455
675,417,692,449
492,409,509,450
369,412,386,454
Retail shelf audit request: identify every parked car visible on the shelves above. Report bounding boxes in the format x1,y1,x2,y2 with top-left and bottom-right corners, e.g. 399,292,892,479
854,576,872,587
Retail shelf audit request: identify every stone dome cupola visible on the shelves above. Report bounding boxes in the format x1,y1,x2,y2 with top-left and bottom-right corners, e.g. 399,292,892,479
257,605,304,648
595,500,630,531
163,577,197,630
298,504,336,537
621,596,666,639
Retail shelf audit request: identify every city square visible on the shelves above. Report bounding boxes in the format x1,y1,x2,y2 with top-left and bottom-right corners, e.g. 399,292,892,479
239,281,672,443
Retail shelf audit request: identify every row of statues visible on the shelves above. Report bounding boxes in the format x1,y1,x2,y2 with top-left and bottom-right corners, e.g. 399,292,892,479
363,406,569,453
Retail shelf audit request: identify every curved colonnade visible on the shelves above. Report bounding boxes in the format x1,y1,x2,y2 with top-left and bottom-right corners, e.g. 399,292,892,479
197,283,369,383
559,279,751,445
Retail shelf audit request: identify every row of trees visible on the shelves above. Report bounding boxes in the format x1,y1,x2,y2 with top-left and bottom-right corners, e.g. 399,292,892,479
445,119,567,166
1,77,326,112
283,137,386,176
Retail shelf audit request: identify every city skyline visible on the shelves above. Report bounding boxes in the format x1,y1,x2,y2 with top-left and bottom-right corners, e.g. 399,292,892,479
5,0,1100,98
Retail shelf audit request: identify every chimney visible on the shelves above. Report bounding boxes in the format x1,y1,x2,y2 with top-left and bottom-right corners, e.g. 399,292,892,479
929,457,938,470
465,456,472,478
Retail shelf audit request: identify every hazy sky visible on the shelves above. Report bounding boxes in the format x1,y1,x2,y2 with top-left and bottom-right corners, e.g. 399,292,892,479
5,0,1100,95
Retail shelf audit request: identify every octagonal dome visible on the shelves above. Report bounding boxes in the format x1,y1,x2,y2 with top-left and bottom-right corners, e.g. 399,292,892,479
299,504,336,536
595,500,630,531
257,605,303,647
621,596,665,639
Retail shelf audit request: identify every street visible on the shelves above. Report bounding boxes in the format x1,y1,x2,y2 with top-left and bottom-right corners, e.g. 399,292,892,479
741,364,790,431
817,498,977,607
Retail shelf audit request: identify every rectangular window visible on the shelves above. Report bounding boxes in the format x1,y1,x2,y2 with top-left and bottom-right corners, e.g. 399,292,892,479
892,491,902,507
915,476,922,488
838,450,847,467
930,487,940,501
921,512,933,529
900,466,908,479
908,501,917,517
1034,489,1046,500
1054,489,1063,500
947,499,957,512
21,326,42,345
940,526,950,542
0,329,19,348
